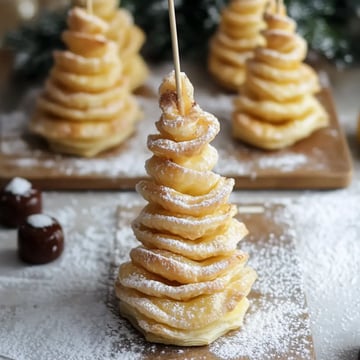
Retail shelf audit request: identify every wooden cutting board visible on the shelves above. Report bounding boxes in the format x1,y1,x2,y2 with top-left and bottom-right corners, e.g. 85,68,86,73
0,51,352,190
0,202,315,359
109,203,316,359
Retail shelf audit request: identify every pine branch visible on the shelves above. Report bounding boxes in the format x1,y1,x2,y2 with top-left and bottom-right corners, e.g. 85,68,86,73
3,0,359,79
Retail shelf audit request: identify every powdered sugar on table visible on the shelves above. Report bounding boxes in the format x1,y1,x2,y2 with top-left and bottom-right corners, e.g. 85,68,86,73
0,193,313,360
0,184,359,359
111,203,314,359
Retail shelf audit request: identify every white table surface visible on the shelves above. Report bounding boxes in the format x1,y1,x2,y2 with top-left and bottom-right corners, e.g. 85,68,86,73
0,63,359,360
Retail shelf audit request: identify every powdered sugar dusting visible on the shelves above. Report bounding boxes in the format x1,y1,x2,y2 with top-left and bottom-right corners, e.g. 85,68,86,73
111,203,315,359
258,153,308,171
4,177,32,195
269,186,360,360
0,192,149,360
209,206,313,359
210,299,312,360
0,191,340,359
27,214,54,228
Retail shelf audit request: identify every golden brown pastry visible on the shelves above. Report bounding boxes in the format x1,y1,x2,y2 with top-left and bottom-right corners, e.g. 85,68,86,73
30,7,141,157
74,0,148,90
232,3,329,150
115,71,256,346
208,0,268,91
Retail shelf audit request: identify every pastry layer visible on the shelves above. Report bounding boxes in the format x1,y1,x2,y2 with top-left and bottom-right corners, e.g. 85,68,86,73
232,3,329,149
116,72,256,345
209,0,268,91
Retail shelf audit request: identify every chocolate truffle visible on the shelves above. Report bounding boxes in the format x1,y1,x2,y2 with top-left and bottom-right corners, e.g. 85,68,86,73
0,177,42,228
18,214,64,265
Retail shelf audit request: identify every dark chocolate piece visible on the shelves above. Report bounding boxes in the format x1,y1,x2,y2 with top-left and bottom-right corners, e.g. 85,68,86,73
18,214,64,265
0,178,42,228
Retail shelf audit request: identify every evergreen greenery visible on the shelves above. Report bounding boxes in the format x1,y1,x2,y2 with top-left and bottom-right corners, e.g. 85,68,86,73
4,0,360,78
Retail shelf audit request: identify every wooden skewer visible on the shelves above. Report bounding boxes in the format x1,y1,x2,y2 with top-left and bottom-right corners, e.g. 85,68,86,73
87,0,93,15
277,0,283,13
264,0,272,14
168,0,184,115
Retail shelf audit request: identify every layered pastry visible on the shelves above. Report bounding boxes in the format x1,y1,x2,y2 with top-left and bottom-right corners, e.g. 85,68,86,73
115,71,257,346
30,7,141,157
208,0,268,91
232,3,328,150
75,0,148,90
0,177,42,228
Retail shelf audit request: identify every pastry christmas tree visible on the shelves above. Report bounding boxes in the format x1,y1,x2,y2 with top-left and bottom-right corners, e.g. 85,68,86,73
30,7,141,157
116,2,256,345
75,0,148,91
208,0,268,91
115,71,257,345
232,2,329,150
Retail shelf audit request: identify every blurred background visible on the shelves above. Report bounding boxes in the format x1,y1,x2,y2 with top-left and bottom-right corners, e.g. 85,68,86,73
0,0,359,80
0,0,67,35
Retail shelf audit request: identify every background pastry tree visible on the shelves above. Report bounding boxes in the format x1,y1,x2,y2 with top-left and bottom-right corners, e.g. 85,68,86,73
232,1,329,150
208,0,268,92
74,0,148,91
30,7,141,157
4,0,359,79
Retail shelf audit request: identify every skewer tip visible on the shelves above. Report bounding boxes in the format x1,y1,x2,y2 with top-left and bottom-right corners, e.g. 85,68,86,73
87,0,93,15
168,0,184,115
